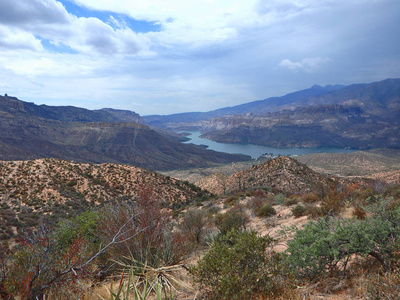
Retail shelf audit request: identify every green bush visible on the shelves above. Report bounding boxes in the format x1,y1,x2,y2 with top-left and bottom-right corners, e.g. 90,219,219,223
287,204,400,279
215,209,248,235
192,230,288,299
256,203,276,217
291,204,307,218
273,193,286,205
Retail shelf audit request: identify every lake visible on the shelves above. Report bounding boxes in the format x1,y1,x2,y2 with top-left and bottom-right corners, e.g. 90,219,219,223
182,131,355,159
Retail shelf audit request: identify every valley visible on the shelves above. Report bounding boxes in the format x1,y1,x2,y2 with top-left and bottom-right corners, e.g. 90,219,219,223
1,78,400,299
148,78,400,150
0,94,250,171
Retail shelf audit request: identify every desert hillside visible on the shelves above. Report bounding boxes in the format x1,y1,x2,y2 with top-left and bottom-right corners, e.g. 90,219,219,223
0,158,208,240
197,156,337,195
297,149,400,176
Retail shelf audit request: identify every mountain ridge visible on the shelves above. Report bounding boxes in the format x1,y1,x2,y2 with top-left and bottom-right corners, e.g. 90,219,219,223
197,79,400,149
143,83,345,128
0,95,250,170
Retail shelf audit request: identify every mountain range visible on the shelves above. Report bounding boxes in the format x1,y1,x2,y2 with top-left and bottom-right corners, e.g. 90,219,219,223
1,78,399,170
143,83,345,127
146,78,400,149
0,95,249,170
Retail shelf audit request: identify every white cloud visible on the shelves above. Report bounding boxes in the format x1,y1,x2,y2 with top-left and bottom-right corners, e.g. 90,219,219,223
0,0,151,56
0,0,69,26
0,0,399,115
0,26,44,51
279,57,331,72
71,0,259,47
64,17,152,55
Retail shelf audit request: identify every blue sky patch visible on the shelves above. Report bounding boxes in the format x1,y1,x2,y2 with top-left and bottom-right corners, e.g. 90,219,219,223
58,0,161,33
40,38,78,54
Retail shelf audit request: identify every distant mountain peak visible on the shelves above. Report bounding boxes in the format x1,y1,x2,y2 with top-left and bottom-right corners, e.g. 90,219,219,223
310,84,323,89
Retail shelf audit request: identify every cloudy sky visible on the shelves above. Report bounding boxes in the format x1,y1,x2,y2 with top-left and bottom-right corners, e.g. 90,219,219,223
0,0,399,115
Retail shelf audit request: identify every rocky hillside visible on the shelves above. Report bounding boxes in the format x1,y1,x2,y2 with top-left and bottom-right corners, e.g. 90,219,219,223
0,158,209,240
196,156,332,195
0,95,250,170
297,149,400,176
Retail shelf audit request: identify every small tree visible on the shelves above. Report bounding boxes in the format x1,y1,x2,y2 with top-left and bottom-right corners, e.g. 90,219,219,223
5,225,90,299
180,208,210,244
192,230,287,299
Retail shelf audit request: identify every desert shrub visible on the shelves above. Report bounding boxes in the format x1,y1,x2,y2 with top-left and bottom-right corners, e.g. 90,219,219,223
222,194,240,207
314,181,331,198
256,203,276,217
291,204,307,218
384,184,400,198
352,187,377,204
180,208,210,244
284,195,299,206
192,230,288,299
0,244,10,300
365,269,400,299
97,186,192,272
273,193,286,205
207,204,221,215
56,210,99,245
352,205,367,220
319,190,346,216
249,197,264,215
5,225,91,299
215,208,248,235
287,204,400,279
248,189,267,214
302,192,320,204
253,189,266,199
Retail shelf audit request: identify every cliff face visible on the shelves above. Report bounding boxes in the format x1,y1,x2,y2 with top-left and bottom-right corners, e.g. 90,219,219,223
0,95,250,170
201,103,400,149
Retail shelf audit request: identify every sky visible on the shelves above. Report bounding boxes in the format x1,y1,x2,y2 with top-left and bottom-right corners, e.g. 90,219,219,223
0,0,399,115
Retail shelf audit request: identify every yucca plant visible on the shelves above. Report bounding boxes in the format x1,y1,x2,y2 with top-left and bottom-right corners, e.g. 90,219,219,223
107,268,164,300
113,256,190,299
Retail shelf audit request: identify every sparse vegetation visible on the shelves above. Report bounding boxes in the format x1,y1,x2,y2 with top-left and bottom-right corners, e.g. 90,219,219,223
1,156,400,299
255,203,276,217
215,207,248,235
291,204,307,218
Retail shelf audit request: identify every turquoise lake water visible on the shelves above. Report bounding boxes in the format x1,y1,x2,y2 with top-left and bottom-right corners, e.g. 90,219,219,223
182,131,355,159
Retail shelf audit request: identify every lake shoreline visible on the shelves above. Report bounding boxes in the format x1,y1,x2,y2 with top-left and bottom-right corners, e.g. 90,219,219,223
181,131,355,159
